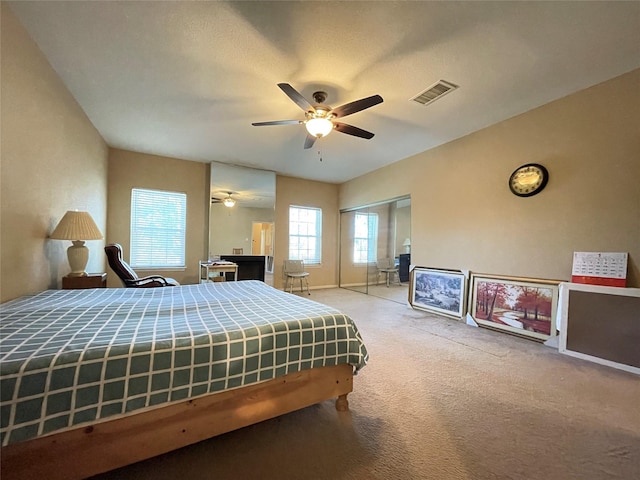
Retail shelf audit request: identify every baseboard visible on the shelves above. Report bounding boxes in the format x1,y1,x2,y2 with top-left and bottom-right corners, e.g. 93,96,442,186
282,284,338,292
310,284,339,290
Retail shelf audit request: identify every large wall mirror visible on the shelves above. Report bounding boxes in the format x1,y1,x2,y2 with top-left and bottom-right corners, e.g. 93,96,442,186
339,196,411,304
209,161,276,285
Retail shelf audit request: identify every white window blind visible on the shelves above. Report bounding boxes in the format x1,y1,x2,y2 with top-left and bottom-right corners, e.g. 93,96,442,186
353,212,378,263
130,188,186,268
289,206,322,265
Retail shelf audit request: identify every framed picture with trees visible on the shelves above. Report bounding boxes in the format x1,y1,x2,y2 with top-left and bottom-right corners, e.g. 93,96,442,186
469,273,561,341
410,267,467,319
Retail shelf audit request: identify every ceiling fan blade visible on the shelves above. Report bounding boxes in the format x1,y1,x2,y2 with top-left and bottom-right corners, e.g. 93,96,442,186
334,122,375,139
331,95,383,118
304,134,317,149
252,120,302,126
278,83,315,112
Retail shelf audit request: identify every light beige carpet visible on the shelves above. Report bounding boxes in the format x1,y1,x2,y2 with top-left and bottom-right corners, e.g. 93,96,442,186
93,288,640,480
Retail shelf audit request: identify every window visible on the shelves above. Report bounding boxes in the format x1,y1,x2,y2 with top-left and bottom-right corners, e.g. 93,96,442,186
289,206,322,264
130,188,186,268
353,212,378,263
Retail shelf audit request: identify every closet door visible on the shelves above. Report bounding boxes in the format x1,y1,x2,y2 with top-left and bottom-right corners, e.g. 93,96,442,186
339,208,369,294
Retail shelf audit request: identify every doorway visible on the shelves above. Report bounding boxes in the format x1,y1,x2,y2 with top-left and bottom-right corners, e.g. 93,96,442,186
252,221,274,277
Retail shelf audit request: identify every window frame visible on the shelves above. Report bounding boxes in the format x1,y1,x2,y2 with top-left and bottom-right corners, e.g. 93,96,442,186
288,205,322,265
130,188,187,269
353,211,378,264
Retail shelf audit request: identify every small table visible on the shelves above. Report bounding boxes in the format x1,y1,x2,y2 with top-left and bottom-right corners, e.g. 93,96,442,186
62,273,107,289
199,262,238,283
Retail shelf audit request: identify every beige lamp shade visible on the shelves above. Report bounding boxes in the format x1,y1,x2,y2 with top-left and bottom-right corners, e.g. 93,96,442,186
50,210,103,240
402,238,411,253
51,211,103,277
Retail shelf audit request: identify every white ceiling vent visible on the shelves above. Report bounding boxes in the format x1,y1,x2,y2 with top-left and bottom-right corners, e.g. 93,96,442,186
410,80,458,106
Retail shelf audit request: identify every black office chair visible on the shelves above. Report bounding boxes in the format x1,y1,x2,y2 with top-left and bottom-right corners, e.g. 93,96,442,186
105,243,179,288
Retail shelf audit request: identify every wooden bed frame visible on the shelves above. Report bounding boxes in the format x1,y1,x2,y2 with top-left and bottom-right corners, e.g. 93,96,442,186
0,364,353,480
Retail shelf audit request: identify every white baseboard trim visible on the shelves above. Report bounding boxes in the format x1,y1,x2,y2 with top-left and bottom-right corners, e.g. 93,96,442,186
280,284,339,292
310,284,339,290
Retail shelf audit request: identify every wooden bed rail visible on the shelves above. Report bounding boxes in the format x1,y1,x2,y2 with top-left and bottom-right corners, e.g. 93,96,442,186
0,364,353,480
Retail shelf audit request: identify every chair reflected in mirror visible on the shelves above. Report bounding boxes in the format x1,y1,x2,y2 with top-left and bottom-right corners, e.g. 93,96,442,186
376,258,400,287
283,260,310,295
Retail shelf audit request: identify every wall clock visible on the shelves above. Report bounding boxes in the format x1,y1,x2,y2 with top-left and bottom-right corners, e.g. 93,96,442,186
508,163,549,197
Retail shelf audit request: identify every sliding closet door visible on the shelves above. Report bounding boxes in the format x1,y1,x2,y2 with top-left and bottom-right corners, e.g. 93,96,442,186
339,208,369,293
339,196,411,304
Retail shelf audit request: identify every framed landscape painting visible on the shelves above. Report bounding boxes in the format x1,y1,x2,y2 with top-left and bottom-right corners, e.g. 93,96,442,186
410,267,467,319
469,273,560,341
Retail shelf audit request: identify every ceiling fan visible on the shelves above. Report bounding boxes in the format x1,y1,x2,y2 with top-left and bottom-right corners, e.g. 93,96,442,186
211,191,236,207
252,83,383,149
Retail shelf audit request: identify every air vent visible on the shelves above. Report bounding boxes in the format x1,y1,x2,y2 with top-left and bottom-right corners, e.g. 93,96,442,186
410,80,458,106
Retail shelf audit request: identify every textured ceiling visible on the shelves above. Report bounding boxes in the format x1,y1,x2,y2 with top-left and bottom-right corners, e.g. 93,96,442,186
8,1,640,183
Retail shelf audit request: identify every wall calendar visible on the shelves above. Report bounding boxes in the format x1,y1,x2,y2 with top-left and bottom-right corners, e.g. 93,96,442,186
571,252,628,287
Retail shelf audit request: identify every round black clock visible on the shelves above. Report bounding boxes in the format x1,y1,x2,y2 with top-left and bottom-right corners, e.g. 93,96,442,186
508,163,549,197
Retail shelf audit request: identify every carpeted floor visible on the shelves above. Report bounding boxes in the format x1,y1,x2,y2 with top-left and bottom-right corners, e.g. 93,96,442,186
358,282,409,305
93,288,640,480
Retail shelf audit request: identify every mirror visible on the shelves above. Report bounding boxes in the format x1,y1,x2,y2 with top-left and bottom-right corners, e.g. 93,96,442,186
209,161,276,285
339,196,411,304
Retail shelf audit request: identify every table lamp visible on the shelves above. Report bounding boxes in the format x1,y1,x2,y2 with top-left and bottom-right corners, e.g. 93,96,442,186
50,210,103,277
403,238,411,254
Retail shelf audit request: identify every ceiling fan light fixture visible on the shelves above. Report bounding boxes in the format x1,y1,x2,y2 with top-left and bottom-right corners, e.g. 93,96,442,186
223,193,236,207
305,117,333,138
252,83,382,148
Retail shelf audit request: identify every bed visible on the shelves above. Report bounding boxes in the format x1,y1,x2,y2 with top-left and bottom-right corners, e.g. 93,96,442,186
0,281,368,480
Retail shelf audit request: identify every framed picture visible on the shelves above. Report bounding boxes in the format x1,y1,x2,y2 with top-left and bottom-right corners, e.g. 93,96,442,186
410,267,467,319
469,273,560,341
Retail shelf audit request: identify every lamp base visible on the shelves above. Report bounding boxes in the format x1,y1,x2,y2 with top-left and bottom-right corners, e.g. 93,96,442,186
67,240,89,277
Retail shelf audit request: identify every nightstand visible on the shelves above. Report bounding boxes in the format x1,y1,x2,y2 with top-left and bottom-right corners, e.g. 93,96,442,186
62,273,107,290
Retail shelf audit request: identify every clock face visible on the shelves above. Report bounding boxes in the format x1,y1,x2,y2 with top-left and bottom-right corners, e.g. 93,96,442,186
509,163,549,197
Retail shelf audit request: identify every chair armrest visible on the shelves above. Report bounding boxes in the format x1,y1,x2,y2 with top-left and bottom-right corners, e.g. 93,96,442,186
124,275,177,288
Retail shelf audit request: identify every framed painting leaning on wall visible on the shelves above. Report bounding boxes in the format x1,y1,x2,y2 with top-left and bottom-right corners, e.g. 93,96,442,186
469,273,560,341
410,267,467,319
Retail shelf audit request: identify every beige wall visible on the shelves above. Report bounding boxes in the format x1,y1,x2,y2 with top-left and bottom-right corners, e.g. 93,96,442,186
209,204,274,258
107,149,209,287
340,69,640,287
274,176,340,290
1,5,108,302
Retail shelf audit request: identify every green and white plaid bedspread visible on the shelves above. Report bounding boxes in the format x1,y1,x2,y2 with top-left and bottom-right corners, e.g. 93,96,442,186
0,281,368,446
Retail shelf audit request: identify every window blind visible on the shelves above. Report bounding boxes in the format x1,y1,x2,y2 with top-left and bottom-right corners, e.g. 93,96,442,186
289,206,322,264
353,212,378,263
130,188,186,268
